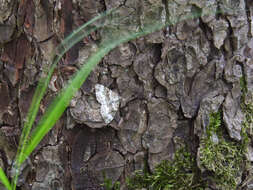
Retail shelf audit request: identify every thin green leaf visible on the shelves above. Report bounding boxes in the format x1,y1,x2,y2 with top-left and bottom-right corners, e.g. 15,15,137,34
11,63,56,190
11,6,120,190
0,168,12,190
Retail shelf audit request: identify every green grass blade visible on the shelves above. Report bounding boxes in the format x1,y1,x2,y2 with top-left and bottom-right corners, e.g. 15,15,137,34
53,7,118,62
20,43,112,164
11,63,56,190
0,168,12,190
11,7,120,190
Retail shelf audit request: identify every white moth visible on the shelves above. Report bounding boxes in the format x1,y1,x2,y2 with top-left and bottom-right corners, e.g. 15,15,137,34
95,84,120,124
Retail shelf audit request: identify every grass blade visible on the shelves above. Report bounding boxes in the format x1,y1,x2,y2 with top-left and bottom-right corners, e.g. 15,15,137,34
0,168,12,190
11,64,56,190
11,6,120,190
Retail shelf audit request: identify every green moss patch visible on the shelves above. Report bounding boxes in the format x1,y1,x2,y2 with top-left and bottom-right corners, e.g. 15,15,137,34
240,76,253,138
198,111,245,190
127,148,206,190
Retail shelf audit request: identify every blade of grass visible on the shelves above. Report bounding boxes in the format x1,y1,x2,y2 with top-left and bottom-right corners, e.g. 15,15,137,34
53,6,119,64
0,168,11,190
11,6,121,190
10,64,55,190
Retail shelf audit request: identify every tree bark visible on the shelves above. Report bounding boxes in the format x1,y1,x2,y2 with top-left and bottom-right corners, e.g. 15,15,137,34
0,0,253,189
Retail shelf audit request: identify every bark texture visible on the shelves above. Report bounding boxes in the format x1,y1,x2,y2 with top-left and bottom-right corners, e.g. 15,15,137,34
0,0,253,189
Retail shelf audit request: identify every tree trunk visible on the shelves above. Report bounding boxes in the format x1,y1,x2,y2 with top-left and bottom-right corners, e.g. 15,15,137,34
0,0,253,189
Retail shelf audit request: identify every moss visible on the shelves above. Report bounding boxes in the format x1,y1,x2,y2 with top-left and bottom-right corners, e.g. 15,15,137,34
205,111,222,138
240,75,248,97
101,174,120,190
127,147,206,190
239,75,253,187
240,75,253,139
114,76,253,190
198,111,245,190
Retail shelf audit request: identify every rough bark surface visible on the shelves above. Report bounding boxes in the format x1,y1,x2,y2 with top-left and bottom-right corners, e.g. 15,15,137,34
0,0,253,190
